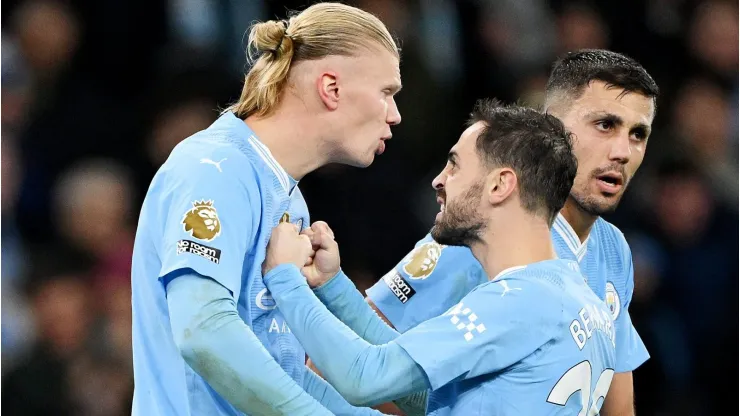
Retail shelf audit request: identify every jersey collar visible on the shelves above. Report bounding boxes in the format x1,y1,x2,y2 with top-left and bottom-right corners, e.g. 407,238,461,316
246,134,296,195
492,265,527,281
552,213,590,262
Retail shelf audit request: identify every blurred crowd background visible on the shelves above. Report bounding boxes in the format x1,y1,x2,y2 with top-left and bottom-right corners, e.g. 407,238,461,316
1,0,737,415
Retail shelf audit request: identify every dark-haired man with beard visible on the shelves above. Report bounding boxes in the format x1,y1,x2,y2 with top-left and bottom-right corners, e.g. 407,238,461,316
366,49,658,416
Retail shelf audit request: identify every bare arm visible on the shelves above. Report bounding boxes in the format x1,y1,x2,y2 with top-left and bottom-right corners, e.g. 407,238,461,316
600,371,635,416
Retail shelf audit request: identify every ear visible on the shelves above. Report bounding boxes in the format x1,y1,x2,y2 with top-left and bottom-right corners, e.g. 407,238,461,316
486,168,517,205
317,72,339,111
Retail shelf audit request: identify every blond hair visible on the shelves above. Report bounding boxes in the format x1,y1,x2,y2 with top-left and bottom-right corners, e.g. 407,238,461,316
226,2,399,119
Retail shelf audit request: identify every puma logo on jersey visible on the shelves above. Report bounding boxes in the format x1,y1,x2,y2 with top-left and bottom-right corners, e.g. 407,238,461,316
498,280,522,297
200,158,227,172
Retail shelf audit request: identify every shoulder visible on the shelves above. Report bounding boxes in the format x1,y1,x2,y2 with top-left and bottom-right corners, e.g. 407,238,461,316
162,136,260,189
398,234,482,282
468,269,564,320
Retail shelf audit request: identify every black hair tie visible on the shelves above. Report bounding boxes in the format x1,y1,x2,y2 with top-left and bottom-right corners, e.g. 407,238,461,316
270,20,289,54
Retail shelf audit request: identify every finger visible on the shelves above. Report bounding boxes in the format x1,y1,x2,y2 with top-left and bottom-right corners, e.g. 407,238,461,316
301,228,320,247
311,221,335,239
298,234,313,253
277,221,299,234
314,231,338,250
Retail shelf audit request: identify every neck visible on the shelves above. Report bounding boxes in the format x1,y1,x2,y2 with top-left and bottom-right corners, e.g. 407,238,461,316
560,197,598,243
245,105,331,180
470,212,557,281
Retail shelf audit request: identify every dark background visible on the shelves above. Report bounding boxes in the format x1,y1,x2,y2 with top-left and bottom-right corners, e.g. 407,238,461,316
2,0,737,415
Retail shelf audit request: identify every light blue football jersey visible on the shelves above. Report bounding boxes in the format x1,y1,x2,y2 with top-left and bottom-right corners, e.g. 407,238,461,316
394,259,617,415
131,112,310,415
367,213,649,373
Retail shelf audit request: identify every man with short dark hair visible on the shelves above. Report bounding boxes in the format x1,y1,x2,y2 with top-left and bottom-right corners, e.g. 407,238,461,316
366,49,659,415
259,101,617,415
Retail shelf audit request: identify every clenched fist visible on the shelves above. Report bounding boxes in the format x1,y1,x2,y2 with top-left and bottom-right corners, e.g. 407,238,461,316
263,222,314,275
300,221,340,288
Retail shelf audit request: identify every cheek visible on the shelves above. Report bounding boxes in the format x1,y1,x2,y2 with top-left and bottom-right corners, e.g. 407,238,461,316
627,145,646,175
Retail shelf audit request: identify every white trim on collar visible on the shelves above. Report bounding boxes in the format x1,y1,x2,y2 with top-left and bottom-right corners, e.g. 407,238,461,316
247,136,292,193
492,265,527,281
553,213,589,262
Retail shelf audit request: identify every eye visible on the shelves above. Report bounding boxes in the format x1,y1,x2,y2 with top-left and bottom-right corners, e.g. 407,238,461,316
631,130,647,141
595,120,614,132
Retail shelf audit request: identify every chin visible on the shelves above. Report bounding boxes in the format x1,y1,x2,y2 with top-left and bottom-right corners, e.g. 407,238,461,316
353,156,375,168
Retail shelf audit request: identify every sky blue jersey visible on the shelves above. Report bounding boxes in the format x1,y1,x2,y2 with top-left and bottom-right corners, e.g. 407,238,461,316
367,213,649,373
394,260,617,415
131,112,310,415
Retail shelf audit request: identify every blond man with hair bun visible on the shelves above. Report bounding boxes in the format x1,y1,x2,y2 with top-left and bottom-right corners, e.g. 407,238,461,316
130,3,401,415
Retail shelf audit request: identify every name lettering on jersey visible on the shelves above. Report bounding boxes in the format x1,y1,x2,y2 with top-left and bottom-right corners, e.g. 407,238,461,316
382,271,416,303
402,241,445,280
256,288,277,310
199,158,227,172
268,318,292,333
176,240,221,264
570,304,616,350
444,302,486,342
604,282,621,319
182,200,221,242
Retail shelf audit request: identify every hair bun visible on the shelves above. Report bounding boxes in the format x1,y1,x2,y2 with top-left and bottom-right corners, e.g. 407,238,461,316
250,20,290,56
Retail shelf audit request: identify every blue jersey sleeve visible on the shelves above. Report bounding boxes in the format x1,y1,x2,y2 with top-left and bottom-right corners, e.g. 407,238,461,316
394,276,561,390
314,271,400,345
613,243,650,372
158,150,260,297
263,264,430,406
365,234,486,332
167,272,333,415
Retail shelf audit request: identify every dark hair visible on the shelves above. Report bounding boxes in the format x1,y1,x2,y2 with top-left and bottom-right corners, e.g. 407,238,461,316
546,49,659,110
469,99,578,225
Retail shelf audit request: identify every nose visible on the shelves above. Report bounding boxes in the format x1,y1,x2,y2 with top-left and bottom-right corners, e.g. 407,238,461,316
432,171,446,191
386,98,401,126
609,133,631,164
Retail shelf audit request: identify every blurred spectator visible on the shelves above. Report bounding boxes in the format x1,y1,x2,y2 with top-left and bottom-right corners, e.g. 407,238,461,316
52,159,135,266
687,0,738,80
2,270,92,415
1,136,35,372
556,2,610,53
671,78,738,206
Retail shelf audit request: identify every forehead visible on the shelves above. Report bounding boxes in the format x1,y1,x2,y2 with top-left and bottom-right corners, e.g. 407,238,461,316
572,80,655,125
450,122,486,158
357,47,400,80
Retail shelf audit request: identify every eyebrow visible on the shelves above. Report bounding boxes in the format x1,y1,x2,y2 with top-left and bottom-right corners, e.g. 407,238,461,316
447,150,458,164
585,111,652,137
385,81,402,94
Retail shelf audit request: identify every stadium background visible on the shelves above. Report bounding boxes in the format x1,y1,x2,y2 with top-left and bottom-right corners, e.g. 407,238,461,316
1,0,737,414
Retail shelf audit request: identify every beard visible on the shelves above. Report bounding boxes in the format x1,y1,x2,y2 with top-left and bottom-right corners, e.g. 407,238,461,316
570,165,631,216
431,180,486,247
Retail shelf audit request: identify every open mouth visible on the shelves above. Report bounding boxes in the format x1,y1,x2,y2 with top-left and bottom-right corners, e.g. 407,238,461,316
595,172,624,193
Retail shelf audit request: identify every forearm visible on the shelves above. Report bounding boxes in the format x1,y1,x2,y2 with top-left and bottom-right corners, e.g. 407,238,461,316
600,371,635,416
313,270,400,345
265,265,429,406
167,273,332,416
